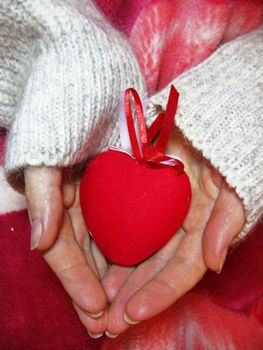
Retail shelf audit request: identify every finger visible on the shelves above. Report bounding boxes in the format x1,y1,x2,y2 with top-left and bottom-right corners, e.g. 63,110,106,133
67,185,98,276
44,210,107,315
73,302,108,337
124,231,207,324
65,183,109,279
103,264,135,303
62,175,76,209
203,183,245,273
71,206,98,276
25,166,63,250
106,230,184,336
91,240,109,280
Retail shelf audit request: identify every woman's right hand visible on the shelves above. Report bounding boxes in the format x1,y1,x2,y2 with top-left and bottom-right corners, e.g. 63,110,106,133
25,166,109,337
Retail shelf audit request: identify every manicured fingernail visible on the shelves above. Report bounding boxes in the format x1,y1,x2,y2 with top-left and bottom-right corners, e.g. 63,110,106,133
28,209,32,224
105,331,119,339
87,310,104,319
88,331,103,339
218,248,228,274
30,218,42,250
124,313,140,325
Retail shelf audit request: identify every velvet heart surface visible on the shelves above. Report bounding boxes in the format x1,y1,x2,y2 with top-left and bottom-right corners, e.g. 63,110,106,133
80,149,191,266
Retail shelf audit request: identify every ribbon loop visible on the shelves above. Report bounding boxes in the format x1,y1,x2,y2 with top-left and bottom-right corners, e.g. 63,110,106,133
120,85,184,174
125,88,148,160
155,85,180,153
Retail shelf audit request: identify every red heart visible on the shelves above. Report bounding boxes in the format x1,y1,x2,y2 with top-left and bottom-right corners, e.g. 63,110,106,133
80,149,191,266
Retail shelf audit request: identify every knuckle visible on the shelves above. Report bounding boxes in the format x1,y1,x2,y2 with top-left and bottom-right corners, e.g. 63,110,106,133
176,255,204,276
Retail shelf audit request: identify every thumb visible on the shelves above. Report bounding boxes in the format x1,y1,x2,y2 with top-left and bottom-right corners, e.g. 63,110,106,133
25,166,63,251
203,184,245,273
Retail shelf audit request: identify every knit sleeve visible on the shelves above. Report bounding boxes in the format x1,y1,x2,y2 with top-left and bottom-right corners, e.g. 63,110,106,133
0,0,146,191
147,27,263,239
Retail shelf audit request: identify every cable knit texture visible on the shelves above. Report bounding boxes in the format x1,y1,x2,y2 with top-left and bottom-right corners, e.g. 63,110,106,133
147,28,263,238
0,0,146,191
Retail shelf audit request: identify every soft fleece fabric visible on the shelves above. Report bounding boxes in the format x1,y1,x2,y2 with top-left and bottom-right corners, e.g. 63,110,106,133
0,0,263,349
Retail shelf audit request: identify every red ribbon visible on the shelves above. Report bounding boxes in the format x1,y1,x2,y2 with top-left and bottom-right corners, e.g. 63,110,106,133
124,85,184,175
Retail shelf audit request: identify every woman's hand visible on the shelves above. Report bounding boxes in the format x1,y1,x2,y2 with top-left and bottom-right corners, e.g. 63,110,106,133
102,128,245,337
24,166,109,337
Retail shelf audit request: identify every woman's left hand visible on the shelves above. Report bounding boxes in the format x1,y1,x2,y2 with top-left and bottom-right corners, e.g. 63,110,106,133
102,128,245,337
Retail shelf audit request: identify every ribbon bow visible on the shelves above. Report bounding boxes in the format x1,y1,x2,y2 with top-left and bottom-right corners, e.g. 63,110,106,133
113,85,184,175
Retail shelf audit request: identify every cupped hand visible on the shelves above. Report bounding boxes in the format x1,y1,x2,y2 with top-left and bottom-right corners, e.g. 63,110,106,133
102,127,245,337
24,166,109,336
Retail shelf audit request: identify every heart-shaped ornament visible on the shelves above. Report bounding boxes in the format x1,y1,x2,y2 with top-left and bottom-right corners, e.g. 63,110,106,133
80,86,191,266
80,150,191,266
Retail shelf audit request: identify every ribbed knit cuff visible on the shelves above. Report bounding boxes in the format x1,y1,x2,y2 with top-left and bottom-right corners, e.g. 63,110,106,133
147,28,263,239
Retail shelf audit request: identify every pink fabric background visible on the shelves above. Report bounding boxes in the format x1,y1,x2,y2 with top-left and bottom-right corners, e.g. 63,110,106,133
1,1,263,348
1,211,263,349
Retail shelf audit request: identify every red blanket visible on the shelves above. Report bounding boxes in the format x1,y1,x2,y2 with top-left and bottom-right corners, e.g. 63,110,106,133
1,1,263,348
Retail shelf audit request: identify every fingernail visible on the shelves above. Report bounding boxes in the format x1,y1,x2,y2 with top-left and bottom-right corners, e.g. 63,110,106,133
124,313,140,325
88,331,103,339
28,209,32,224
87,310,104,319
217,248,228,274
30,218,43,250
105,331,119,339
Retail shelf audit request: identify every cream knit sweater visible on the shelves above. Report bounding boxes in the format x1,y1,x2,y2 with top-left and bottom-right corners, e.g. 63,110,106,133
0,0,146,188
0,1,262,238
148,28,263,238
